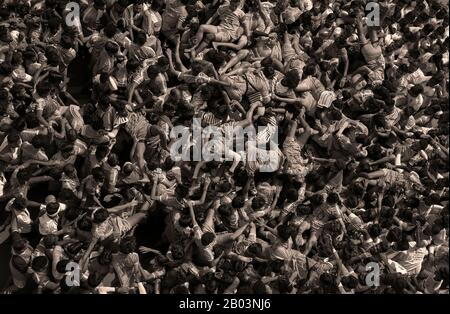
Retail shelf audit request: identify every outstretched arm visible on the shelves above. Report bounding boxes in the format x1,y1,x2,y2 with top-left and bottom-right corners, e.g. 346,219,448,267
190,177,211,206
188,201,199,228
356,14,369,45
107,200,139,214
217,223,250,244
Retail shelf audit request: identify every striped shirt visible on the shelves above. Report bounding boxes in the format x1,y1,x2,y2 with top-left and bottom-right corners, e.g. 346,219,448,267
202,112,226,127
217,4,245,38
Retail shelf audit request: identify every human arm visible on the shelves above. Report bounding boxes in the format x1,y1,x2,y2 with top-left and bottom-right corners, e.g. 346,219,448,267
188,201,199,228
236,102,261,128
80,236,99,273
107,200,139,214
189,177,211,206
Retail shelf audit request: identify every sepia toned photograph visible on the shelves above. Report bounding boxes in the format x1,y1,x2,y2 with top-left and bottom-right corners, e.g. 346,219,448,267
0,0,448,297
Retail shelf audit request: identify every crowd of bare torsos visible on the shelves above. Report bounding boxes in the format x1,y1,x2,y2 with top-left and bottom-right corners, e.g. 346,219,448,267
0,0,448,294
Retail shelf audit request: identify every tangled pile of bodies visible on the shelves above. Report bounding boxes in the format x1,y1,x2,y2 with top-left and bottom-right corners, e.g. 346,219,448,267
0,0,448,294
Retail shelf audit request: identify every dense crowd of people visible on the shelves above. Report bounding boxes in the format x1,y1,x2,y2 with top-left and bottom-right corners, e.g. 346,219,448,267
0,0,448,294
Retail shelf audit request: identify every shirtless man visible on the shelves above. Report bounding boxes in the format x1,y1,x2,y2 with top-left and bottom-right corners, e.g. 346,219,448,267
190,0,246,56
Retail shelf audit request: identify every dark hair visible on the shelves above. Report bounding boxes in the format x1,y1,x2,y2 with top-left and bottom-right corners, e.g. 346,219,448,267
404,196,420,209
12,238,27,252
95,145,109,161
247,243,263,257
92,167,105,183
326,192,339,205
64,206,81,222
56,259,69,274
232,195,246,209
277,224,293,242
282,70,300,89
171,244,185,260
382,195,396,208
46,202,60,216
368,224,382,239
296,204,312,215
303,63,317,77
409,85,423,97
172,284,189,294
424,193,441,206
134,31,147,46
201,232,216,246
344,196,358,209
278,275,294,293
104,23,117,38
77,216,92,231
119,236,137,254
42,234,58,248
319,273,336,290
175,184,189,198
218,204,232,218
36,81,51,97
386,227,402,243
99,250,112,265
31,256,49,272
66,242,84,256
309,193,324,207
252,196,266,210
87,272,103,288
341,276,358,289
126,58,140,72
252,280,268,294
285,188,298,202
12,197,27,210
93,208,109,224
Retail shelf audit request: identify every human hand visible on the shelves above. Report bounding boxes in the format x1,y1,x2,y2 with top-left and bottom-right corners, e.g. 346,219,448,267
285,111,293,120
130,199,139,207
299,106,306,118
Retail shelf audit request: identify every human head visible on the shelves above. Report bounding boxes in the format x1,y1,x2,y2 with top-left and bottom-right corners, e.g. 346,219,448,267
251,196,266,211
12,197,27,211
93,208,109,224
229,0,240,11
201,232,216,246
277,224,293,242
281,69,300,89
32,256,49,272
